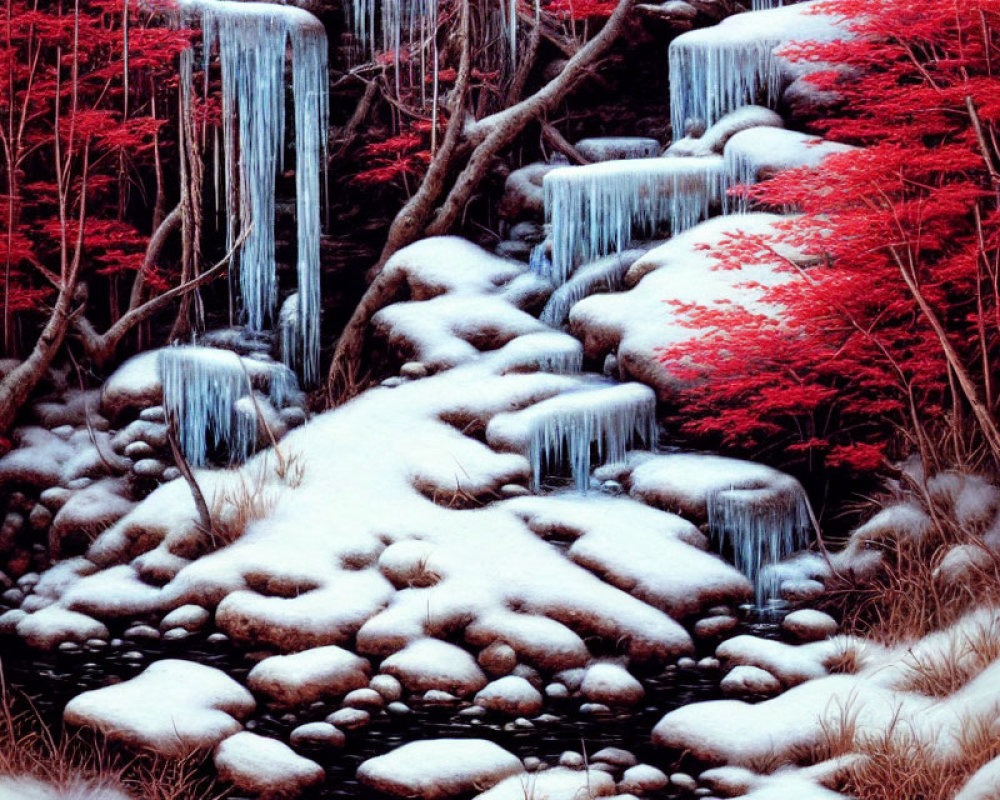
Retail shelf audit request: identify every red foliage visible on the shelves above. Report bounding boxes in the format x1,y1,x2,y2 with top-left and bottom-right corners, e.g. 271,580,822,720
659,0,1000,474
0,0,190,350
544,0,617,19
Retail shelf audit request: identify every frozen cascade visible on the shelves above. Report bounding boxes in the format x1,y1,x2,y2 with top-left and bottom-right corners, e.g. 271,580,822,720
540,250,645,328
178,0,328,383
487,383,658,492
159,346,299,466
668,1,843,139
543,157,724,286
706,482,812,606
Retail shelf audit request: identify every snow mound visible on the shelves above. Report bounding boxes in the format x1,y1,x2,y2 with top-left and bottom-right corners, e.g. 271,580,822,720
214,731,324,799
357,739,524,799
64,660,255,757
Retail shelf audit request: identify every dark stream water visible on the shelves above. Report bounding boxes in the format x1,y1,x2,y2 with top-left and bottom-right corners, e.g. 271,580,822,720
0,606,788,800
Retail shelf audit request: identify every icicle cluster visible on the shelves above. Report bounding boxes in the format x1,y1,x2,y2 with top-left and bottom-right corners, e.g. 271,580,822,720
751,0,799,9
540,250,639,328
159,346,299,466
721,139,761,214
487,383,657,492
178,0,328,384
668,1,840,138
543,158,724,286
706,482,812,606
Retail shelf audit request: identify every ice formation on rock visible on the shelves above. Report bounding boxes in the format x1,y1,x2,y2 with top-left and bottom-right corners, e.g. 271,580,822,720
544,157,724,285
668,1,843,138
158,346,296,466
575,137,662,162
488,382,658,491
178,0,328,382
707,481,812,606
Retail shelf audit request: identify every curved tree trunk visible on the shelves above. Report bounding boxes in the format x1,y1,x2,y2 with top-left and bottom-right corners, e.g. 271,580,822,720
326,0,636,403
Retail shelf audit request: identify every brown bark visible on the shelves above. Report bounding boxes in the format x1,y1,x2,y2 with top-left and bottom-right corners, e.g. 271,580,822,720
326,0,636,403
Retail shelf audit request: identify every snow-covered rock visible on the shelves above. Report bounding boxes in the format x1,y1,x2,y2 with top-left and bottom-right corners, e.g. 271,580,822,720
357,739,524,798
247,646,371,707
214,732,324,798
580,661,645,705
474,676,544,716
782,609,838,642
476,766,616,800
720,664,782,696
64,660,255,757
381,639,488,696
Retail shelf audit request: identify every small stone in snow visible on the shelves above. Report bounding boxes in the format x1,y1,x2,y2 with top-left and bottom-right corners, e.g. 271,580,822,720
370,674,403,702
124,624,160,640
289,722,346,751
325,708,370,730
475,676,544,717
523,757,542,772
499,484,531,498
387,702,411,716
720,665,781,697
677,657,697,669
215,732,324,799
161,604,210,632
132,459,166,479
780,578,825,602
782,609,838,641
162,627,190,641
559,751,584,769
670,772,698,791
400,362,428,379
579,702,611,715
545,682,569,699
694,615,738,639
698,657,720,670
422,689,459,705
592,747,638,768
343,688,384,710
620,764,669,794
458,705,486,718
478,642,518,677
580,662,644,706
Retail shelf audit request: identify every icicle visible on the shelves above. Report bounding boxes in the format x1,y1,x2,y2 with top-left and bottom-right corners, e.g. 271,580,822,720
488,383,658,492
173,0,327,383
540,250,641,328
706,482,812,606
668,1,842,139
543,157,724,286
158,346,257,467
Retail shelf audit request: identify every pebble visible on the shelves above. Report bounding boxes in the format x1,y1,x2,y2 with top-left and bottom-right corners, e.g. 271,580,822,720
544,682,569,699
400,362,428,380
1,589,23,606
555,668,585,691
559,751,584,769
386,702,411,716
342,688,384,710
592,747,637,769
124,624,161,640
207,632,230,645
694,789,713,798
670,772,698,791
457,705,486,718
533,714,560,725
66,478,92,490
579,703,611,715
162,467,181,482
600,480,623,495
694,615,738,639
28,505,52,531
783,609,838,641
139,406,167,423
57,641,81,653
698,657,720,670
524,757,542,772
422,690,458,705
720,665,782,696
380,377,406,388
780,579,825,602
580,662,644,705
369,674,403,702
162,627,191,641
51,424,75,439
677,657,697,669
84,638,107,650
290,722,346,750
124,441,156,460
122,651,145,663
160,604,211,632
620,765,669,794
499,484,531,498
478,642,518,676
132,459,166,479
325,708,370,730
513,717,534,729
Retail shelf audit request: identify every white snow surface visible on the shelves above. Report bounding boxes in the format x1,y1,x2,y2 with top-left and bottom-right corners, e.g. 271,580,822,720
214,731,325,797
64,660,255,757
357,739,524,798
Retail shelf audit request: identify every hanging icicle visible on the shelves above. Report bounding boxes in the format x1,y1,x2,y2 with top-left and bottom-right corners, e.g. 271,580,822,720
668,1,842,139
173,0,328,384
543,157,724,286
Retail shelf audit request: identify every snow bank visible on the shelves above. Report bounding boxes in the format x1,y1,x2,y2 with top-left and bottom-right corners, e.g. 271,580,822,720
64,660,255,757
357,739,524,798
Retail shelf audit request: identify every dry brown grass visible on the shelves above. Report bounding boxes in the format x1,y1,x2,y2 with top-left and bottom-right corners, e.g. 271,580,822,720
0,671,226,799
820,705,1000,800
897,615,1000,697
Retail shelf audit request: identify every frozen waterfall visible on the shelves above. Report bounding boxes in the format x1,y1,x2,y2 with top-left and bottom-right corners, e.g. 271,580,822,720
707,481,812,606
543,158,724,286
487,383,658,492
159,346,299,466
668,1,842,139
177,0,328,384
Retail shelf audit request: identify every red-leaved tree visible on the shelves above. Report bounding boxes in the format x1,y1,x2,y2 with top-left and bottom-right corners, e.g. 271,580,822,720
660,0,1000,476
0,0,201,434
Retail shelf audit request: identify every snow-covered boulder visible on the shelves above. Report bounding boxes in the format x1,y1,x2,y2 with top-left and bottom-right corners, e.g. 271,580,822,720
246,646,371,707
214,732,324,799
